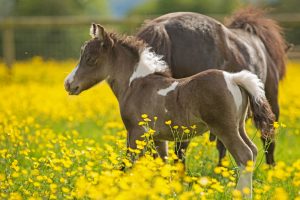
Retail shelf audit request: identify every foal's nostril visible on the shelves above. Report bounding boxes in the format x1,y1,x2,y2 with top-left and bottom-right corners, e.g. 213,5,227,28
74,86,79,92
64,81,71,91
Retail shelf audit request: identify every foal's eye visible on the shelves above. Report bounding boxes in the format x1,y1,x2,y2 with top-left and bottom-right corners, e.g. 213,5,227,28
86,57,96,66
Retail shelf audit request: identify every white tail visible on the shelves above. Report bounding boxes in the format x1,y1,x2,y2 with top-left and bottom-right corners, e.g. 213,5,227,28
223,70,265,102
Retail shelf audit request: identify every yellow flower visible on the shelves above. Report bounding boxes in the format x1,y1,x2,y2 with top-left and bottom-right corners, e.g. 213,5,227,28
165,120,172,125
141,114,148,118
273,122,279,129
33,182,41,187
143,118,151,122
232,189,242,198
273,188,288,200
242,187,251,195
138,121,146,126
183,129,190,134
214,167,222,174
190,125,197,129
62,187,70,193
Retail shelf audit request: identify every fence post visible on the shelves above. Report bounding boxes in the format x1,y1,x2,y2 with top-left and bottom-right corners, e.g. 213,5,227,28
3,25,15,70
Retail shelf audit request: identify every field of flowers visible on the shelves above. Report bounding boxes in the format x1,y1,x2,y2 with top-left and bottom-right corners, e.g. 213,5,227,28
0,57,300,200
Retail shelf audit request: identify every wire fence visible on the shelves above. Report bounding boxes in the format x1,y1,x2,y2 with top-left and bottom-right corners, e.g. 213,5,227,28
0,14,300,69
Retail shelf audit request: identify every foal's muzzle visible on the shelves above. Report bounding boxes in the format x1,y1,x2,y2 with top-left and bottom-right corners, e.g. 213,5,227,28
64,80,81,95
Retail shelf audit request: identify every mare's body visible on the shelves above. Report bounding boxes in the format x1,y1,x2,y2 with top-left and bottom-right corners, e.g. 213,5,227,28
136,8,288,165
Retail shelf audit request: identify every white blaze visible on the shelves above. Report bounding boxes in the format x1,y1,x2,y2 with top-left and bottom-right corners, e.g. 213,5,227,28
66,65,79,83
157,81,179,96
129,48,168,85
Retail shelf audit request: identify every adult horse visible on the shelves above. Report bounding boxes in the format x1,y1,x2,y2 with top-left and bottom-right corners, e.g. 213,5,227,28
136,7,289,165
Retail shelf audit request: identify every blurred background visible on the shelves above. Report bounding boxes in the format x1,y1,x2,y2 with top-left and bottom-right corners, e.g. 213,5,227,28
0,0,299,69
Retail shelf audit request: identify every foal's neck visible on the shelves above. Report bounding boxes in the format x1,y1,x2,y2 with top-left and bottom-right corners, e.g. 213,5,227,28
107,45,169,100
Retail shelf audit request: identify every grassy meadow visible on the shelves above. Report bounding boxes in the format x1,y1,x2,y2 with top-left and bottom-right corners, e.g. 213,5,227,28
0,57,300,200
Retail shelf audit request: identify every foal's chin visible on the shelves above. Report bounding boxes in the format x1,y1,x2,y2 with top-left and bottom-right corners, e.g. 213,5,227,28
68,90,82,95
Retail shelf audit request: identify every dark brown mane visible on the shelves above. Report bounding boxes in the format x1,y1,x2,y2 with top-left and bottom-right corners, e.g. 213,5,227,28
109,33,146,57
109,32,172,77
225,7,287,79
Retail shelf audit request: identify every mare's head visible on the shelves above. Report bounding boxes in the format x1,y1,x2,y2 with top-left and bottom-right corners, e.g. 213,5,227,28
65,24,114,95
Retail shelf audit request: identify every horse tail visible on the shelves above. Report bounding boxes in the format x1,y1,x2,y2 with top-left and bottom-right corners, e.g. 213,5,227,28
225,7,287,79
136,22,172,65
229,70,275,139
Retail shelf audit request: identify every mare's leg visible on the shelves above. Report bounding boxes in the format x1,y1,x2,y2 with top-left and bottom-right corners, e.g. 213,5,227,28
209,132,227,166
154,140,168,161
216,139,227,166
264,75,279,165
175,141,190,163
212,126,254,198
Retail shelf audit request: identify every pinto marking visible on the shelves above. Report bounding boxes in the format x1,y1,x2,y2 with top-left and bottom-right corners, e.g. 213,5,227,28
237,165,253,198
223,72,243,111
157,81,179,96
223,70,265,111
129,48,168,85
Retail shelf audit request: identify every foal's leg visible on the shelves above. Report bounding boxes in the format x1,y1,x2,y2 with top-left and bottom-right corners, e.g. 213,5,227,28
175,141,190,163
212,126,254,198
154,140,168,161
239,123,258,161
126,129,144,161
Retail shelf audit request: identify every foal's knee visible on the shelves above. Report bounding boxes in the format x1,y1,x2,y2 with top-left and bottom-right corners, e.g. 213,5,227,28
235,145,253,166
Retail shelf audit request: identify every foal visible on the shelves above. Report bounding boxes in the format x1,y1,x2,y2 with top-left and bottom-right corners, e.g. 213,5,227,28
64,24,275,197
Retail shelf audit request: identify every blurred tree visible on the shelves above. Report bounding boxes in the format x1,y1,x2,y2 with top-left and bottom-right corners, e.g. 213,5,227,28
0,0,110,60
13,0,109,16
128,0,242,16
128,0,300,47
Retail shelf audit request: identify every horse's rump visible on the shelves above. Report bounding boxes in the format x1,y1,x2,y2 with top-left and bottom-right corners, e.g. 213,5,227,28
225,7,287,79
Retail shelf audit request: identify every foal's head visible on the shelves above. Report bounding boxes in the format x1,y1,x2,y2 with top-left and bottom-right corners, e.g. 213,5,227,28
65,24,114,95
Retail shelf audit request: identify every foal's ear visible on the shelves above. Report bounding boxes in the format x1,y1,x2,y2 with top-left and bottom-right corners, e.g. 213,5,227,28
90,23,97,38
89,23,106,40
90,24,114,47
95,24,106,41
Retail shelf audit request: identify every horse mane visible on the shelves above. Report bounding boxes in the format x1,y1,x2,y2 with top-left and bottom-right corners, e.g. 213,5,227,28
109,32,172,77
225,7,287,79
109,32,146,57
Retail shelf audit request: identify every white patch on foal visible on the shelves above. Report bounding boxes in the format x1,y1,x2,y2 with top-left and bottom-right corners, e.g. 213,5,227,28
237,165,253,198
129,48,168,85
223,72,243,111
65,64,79,83
157,81,179,96
223,70,265,111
